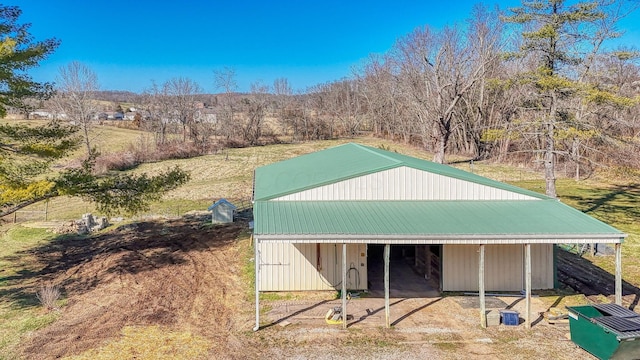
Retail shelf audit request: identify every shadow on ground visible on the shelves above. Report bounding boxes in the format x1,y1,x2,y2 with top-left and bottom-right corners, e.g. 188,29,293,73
0,216,244,310
557,249,640,310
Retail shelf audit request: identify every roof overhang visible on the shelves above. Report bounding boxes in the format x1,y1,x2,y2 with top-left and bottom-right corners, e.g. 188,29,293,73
254,200,626,245
255,233,625,244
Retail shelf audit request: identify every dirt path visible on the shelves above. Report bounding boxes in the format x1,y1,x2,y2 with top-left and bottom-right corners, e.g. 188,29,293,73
19,217,258,359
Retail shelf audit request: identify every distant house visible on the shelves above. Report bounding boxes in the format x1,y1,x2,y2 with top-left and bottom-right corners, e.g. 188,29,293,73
29,110,53,120
194,108,217,124
124,112,136,121
97,111,124,120
28,110,68,120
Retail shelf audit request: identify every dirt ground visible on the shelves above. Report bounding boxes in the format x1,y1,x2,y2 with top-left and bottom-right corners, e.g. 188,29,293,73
13,216,638,359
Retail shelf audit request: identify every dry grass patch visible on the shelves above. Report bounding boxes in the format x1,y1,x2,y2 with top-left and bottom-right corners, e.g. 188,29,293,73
64,326,211,360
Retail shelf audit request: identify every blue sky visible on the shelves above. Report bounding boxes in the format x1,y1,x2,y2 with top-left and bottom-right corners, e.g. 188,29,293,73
17,0,640,93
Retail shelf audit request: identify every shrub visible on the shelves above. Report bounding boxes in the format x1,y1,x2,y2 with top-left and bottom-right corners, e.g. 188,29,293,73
36,285,61,311
94,151,140,173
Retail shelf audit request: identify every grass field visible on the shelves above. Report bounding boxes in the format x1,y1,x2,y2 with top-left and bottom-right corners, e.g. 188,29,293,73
0,227,62,359
2,125,640,359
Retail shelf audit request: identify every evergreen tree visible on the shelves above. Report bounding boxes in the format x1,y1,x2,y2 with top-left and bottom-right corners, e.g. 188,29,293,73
0,5,59,116
503,0,635,197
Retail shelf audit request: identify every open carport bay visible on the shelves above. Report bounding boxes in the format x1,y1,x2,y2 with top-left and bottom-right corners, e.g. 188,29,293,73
366,244,440,298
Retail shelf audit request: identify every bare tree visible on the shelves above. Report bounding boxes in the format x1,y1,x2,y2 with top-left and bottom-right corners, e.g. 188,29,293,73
273,77,295,136
241,81,269,145
53,61,99,155
213,67,238,140
165,77,202,141
358,55,413,142
324,79,364,137
140,81,173,145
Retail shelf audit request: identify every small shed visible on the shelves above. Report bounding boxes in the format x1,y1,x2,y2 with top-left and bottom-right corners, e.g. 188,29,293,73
208,199,236,224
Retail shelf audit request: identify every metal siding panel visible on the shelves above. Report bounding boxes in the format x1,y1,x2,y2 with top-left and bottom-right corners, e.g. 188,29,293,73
442,245,530,292
532,244,554,289
443,245,479,291
260,242,339,291
360,244,368,290
486,245,523,291
278,242,285,290
273,166,538,201
318,243,338,291
260,241,282,291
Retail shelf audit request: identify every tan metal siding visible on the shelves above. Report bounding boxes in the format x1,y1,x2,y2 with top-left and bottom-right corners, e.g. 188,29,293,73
531,244,554,289
275,167,537,201
442,245,479,291
442,244,553,291
259,242,367,291
486,245,523,291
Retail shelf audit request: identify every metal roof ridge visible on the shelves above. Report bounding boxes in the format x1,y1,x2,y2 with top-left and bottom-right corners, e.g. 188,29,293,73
349,143,404,165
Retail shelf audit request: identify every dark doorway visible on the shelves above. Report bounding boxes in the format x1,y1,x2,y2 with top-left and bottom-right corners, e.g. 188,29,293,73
367,244,439,298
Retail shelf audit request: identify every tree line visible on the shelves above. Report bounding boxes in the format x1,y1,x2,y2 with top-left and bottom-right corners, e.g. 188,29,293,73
2,1,640,217
104,2,639,198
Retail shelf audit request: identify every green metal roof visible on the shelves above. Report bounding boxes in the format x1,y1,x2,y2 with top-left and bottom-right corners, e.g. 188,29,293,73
253,143,548,201
254,200,625,240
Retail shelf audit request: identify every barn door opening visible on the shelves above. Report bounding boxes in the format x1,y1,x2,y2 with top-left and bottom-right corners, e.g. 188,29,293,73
366,244,439,297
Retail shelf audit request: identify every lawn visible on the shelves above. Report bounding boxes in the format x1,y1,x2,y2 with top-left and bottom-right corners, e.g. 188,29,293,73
0,226,62,359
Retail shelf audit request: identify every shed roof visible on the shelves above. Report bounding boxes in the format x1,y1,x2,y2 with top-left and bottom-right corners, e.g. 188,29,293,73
254,200,625,244
207,198,237,211
253,143,548,201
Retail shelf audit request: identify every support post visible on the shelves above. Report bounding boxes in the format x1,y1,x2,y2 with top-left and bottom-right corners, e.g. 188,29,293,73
384,244,390,328
253,237,260,331
479,244,486,328
342,243,347,329
615,242,622,305
525,243,532,329
44,199,49,221
425,246,432,280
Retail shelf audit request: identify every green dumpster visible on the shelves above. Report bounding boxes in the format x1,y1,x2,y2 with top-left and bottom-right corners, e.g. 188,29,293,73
567,304,640,360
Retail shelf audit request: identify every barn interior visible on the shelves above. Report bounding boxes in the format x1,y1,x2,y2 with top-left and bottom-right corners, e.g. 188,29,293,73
366,244,440,297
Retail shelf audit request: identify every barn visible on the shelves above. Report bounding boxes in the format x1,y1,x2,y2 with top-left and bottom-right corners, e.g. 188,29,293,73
251,143,626,329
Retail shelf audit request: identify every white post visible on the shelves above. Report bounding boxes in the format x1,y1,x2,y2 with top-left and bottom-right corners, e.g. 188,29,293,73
615,242,622,305
384,244,391,328
479,244,486,328
253,237,260,331
525,244,532,329
342,243,347,330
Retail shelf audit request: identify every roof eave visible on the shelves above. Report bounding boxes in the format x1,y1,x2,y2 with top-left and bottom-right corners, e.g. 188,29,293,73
254,233,627,244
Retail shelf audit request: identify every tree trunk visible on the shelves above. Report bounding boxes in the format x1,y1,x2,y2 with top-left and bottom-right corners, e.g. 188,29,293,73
432,118,451,164
544,93,558,198
544,123,556,197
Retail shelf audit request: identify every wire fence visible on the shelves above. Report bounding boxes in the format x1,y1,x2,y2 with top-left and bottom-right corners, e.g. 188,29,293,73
8,201,50,223
4,198,253,225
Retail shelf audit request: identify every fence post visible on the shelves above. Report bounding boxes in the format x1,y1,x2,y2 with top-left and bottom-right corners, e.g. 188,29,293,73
44,200,49,221
14,212,17,223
